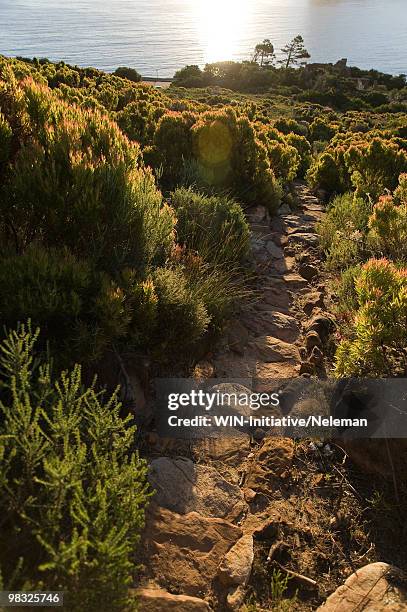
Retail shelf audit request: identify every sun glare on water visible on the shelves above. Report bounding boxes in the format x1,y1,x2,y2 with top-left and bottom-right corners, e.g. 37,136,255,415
194,0,251,64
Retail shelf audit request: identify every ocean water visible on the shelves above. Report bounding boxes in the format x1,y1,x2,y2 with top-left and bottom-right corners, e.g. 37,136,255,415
1,0,406,77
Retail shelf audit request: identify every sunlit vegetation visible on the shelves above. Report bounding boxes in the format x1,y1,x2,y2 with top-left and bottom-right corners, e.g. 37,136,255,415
1,52,406,380
0,323,149,609
0,58,259,369
319,175,407,376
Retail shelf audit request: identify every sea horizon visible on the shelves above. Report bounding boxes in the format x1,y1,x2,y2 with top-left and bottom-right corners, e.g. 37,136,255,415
1,0,407,78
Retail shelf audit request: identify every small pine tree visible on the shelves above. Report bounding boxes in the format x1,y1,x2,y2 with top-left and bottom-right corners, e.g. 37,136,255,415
253,39,275,67
279,35,311,69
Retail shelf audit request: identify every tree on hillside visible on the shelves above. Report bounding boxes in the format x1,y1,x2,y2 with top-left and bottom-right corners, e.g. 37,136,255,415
253,39,275,67
279,35,310,69
173,64,205,87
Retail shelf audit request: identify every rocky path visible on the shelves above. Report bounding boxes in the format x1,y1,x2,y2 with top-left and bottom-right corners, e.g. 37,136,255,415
136,184,405,611
212,181,327,383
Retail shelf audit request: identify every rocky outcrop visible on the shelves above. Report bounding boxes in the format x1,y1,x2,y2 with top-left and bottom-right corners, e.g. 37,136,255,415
142,505,242,597
246,438,294,495
148,457,246,520
317,562,407,611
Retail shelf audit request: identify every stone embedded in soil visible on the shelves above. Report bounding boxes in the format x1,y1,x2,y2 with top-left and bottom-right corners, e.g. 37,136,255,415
309,345,324,365
305,330,322,352
247,205,268,224
262,285,292,312
141,505,242,597
283,272,309,289
226,585,246,611
193,435,251,467
268,311,301,342
136,588,213,611
317,562,407,612
250,235,267,253
271,232,289,247
286,224,308,235
273,256,296,275
288,232,319,246
305,313,335,342
303,291,324,315
304,202,325,213
251,335,300,363
255,361,300,382
265,240,285,259
278,203,291,215
299,262,319,281
148,457,246,521
245,310,300,343
270,216,285,234
218,534,254,587
210,382,251,403
299,361,315,375
246,438,294,495
213,351,257,378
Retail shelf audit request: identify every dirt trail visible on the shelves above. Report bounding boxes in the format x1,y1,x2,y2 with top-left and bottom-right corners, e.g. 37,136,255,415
212,181,326,382
137,184,373,611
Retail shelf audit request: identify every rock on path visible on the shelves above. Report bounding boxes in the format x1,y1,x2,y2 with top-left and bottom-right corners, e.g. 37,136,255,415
317,562,407,611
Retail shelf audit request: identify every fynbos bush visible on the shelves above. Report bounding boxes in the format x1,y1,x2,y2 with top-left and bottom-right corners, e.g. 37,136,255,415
0,324,149,610
335,259,407,376
172,187,250,265
0,78,175,274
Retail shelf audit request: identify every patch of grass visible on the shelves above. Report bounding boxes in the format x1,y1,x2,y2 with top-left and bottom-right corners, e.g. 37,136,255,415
270,569,298,611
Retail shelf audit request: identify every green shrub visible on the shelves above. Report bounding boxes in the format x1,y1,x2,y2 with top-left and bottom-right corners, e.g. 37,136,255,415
48,66,81,89
317,193,372,269
149,111,196,184
307,151,348,194
266,140,300,181
151,267,210,357
309,117,337,142
0,112,12,164
172,187,250,265
335,264,362,314
185,263,239,331
0,78,175,275
0,323,149,610
191,107,281,212
114,66,141,82
116,99,164,146
0,246,129,365
284,133,312,177
368,194,407,261
345,137,407,200
173,65,206,88
122,277,158,349
393,172,407,205
273,117,307,137
307,134,407,199
335,259,407,376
